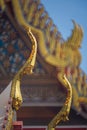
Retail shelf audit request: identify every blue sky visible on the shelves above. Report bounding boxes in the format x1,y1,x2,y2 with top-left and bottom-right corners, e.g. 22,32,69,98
41,0,87,74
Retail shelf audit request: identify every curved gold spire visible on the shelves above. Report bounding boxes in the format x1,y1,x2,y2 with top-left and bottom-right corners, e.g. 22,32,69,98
10,27,37,110
64,20,83,49
48,74,72,130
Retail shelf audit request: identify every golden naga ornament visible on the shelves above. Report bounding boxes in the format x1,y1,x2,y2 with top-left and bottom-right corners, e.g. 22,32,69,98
10,27,37,110
47,74,72,130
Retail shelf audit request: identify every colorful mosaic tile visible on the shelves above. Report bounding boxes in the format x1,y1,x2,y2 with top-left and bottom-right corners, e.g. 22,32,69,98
0,12,46,76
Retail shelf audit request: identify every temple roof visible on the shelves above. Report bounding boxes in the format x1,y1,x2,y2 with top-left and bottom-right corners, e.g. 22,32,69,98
0,0,87,124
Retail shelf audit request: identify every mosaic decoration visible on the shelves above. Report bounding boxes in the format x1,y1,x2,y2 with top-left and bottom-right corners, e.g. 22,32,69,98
0,11,46,76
